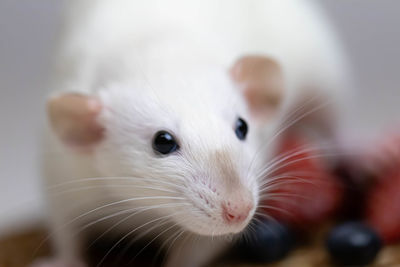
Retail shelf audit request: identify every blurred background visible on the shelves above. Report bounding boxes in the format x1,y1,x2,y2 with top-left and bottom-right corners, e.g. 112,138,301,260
0,0,399,235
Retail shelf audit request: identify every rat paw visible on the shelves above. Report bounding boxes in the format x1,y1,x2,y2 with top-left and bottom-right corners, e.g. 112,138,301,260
30,259,86,267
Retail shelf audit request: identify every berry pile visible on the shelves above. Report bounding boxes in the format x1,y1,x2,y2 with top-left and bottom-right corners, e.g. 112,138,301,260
236,132,400,265
366,137,400,244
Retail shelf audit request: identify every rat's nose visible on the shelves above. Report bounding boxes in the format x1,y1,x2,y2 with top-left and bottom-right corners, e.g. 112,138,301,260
222,201,253,224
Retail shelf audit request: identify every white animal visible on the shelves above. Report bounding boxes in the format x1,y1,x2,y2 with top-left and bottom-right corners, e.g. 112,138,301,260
40,1,349,266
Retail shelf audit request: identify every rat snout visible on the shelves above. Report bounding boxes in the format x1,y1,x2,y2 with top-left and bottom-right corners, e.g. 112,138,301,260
222,199,254,224
208,148,256,225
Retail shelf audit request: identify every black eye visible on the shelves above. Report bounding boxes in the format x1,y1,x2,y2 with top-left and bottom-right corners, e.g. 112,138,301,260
235,117,248,141
153,131,179,155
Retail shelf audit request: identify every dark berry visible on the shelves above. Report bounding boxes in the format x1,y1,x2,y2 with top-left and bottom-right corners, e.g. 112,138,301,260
326,222,382,266
235,220,293,263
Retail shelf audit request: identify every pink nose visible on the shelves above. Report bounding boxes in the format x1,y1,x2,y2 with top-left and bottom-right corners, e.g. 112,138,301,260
222,201,253,224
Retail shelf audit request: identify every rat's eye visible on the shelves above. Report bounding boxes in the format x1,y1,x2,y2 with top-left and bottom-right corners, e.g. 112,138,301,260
235,117,248,141
153,131,179,155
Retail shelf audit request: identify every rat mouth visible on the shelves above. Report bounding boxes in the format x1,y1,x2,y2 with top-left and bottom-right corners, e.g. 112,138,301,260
180,185,257,236
177,202,254,237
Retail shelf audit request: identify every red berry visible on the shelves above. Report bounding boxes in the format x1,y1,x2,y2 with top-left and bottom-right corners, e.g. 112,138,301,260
261,136,343,228
358,132,400,177
366,169,400,244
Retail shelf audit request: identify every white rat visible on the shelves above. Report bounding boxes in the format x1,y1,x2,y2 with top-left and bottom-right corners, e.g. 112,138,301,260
40,1,349,266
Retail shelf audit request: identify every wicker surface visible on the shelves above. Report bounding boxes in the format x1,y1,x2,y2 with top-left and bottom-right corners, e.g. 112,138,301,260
1,228,400,267
0,228,51,267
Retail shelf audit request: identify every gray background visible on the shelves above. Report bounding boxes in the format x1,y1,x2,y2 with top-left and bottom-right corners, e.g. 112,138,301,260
0,0,399,233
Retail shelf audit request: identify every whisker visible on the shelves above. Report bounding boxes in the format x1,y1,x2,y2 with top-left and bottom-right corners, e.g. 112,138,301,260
254,143,334,182
246,94,331,179
259,178,316,194
253,211,278,224
49,184,179,196
128,219,189,265
257,204,294,217
259,192,313,201
34,196,185,256
117,218,173,265
154,228,186,266
161,231,193,267
259,173,316,188
47,176,187,192
96,211,185,267
258,195,305,206
164,229,186,259
85,202,189,250
262,152,339,179
245,94,322,177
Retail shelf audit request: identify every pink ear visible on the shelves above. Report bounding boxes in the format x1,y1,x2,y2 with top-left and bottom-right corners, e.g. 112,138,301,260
231,55,285,120
47,93,104,149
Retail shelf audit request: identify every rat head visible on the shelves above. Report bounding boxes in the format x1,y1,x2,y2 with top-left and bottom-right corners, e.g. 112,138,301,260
48,56,284,236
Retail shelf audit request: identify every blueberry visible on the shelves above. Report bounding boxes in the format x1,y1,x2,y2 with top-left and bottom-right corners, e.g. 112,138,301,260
326,222,382,266
235,220,293,263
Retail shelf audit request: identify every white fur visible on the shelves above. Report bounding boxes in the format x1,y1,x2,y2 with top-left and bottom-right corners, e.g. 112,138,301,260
44,1,348,266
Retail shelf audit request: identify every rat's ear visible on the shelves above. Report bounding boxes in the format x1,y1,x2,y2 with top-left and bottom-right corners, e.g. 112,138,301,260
231,55,285,121
47,93,104,150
